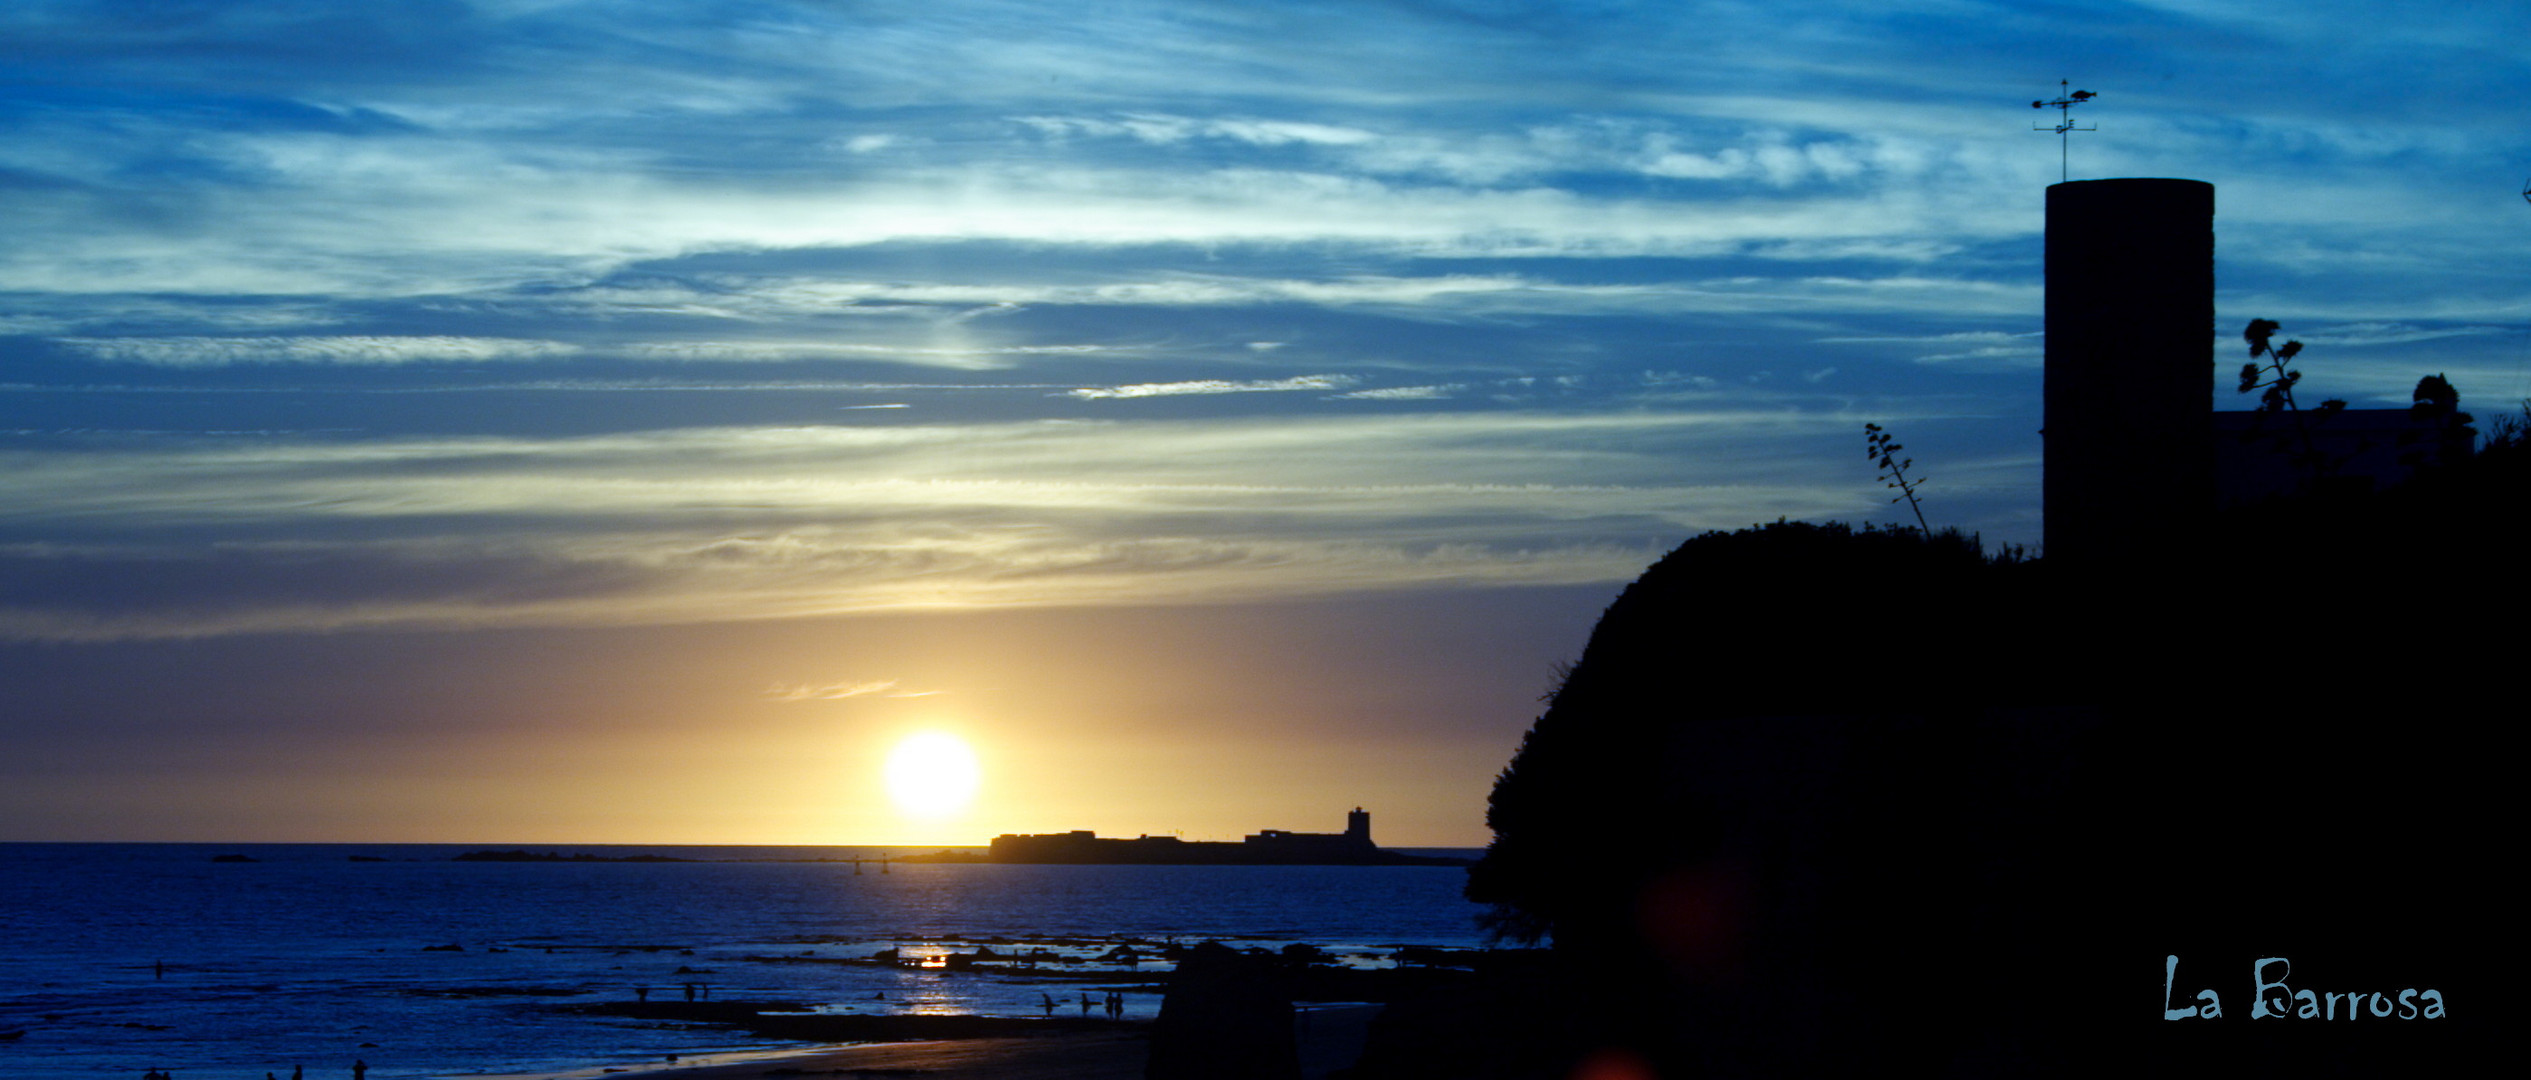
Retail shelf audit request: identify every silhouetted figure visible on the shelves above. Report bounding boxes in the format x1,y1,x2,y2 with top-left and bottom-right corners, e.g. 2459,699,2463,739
1079,991,1095,1016
633,986,649,1003
351,1062,365,1080
681,983,694,1003
1106,990,1124,1020
1040,992,1057,1018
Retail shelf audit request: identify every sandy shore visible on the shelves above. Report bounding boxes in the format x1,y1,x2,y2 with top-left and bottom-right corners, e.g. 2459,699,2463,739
465,1004,1381,1080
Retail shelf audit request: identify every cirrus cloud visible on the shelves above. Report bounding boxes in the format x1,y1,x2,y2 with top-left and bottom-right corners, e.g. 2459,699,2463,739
54,336,580,367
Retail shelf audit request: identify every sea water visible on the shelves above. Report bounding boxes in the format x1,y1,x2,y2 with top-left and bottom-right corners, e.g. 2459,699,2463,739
0,844,1491,1079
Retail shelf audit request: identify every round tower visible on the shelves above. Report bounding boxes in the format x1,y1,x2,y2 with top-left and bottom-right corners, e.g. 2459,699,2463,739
2043,178,2215,568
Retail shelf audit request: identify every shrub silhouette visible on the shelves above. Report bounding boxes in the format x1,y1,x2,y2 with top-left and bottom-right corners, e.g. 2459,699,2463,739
1467,521,2025,945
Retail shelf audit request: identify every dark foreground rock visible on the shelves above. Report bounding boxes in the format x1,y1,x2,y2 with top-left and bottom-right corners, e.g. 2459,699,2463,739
1146,941,1298,1080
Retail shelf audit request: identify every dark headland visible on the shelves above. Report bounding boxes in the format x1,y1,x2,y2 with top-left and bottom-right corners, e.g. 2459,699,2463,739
972,808,1467,866
1412,178,2509,1080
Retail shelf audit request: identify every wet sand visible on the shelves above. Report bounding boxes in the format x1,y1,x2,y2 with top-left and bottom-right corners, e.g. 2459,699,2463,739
483,1031,1154,1080
468,1004,1381,1080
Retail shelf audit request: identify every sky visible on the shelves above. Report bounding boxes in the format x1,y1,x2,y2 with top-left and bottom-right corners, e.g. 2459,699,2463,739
4,0,2526,845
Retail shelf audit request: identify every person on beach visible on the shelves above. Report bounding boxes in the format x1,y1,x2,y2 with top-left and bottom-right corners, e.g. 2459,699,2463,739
1107,990,1123,1020
634,986,650,1003
1079,992,1095,1015
682,983,695,1002
352,1059,366,1080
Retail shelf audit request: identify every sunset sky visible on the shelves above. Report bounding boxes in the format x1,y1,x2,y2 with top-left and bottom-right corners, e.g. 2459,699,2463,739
4,1,2526,845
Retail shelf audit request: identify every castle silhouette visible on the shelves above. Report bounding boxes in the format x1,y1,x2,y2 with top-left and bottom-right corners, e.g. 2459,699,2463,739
989,807,1461,865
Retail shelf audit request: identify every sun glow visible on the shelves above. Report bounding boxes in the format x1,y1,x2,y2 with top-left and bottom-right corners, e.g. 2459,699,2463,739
884,731,981,819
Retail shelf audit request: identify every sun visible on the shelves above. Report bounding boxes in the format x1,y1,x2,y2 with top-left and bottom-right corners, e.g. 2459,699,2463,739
883,731,981,819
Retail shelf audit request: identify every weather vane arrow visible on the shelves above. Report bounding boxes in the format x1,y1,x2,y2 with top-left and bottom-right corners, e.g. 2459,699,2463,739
2033,80,2097,183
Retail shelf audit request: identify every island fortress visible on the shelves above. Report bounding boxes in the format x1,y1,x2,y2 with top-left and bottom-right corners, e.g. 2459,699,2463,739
988,808,1461,866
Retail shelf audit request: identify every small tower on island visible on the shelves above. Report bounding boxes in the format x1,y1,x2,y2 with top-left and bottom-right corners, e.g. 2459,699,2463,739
1345,807,1372,847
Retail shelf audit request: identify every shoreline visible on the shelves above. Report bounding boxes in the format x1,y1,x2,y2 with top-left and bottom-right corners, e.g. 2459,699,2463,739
450,1032,1153,1080
452,1041,892,1080
422,945,1491,1080
451,1004,1385,1080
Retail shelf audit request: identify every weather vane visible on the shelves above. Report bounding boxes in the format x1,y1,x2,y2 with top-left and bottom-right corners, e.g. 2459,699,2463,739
2032,80,2097,183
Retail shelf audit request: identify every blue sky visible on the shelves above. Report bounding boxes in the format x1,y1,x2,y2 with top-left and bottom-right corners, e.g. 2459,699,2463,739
4,1,2526,842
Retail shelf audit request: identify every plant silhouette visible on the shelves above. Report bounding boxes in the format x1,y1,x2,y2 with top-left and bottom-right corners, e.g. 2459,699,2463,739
2237,318,2348,482
1863,423,1929,531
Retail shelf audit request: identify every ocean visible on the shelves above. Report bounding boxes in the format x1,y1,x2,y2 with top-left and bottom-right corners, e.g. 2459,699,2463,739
0,843,1492,1079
